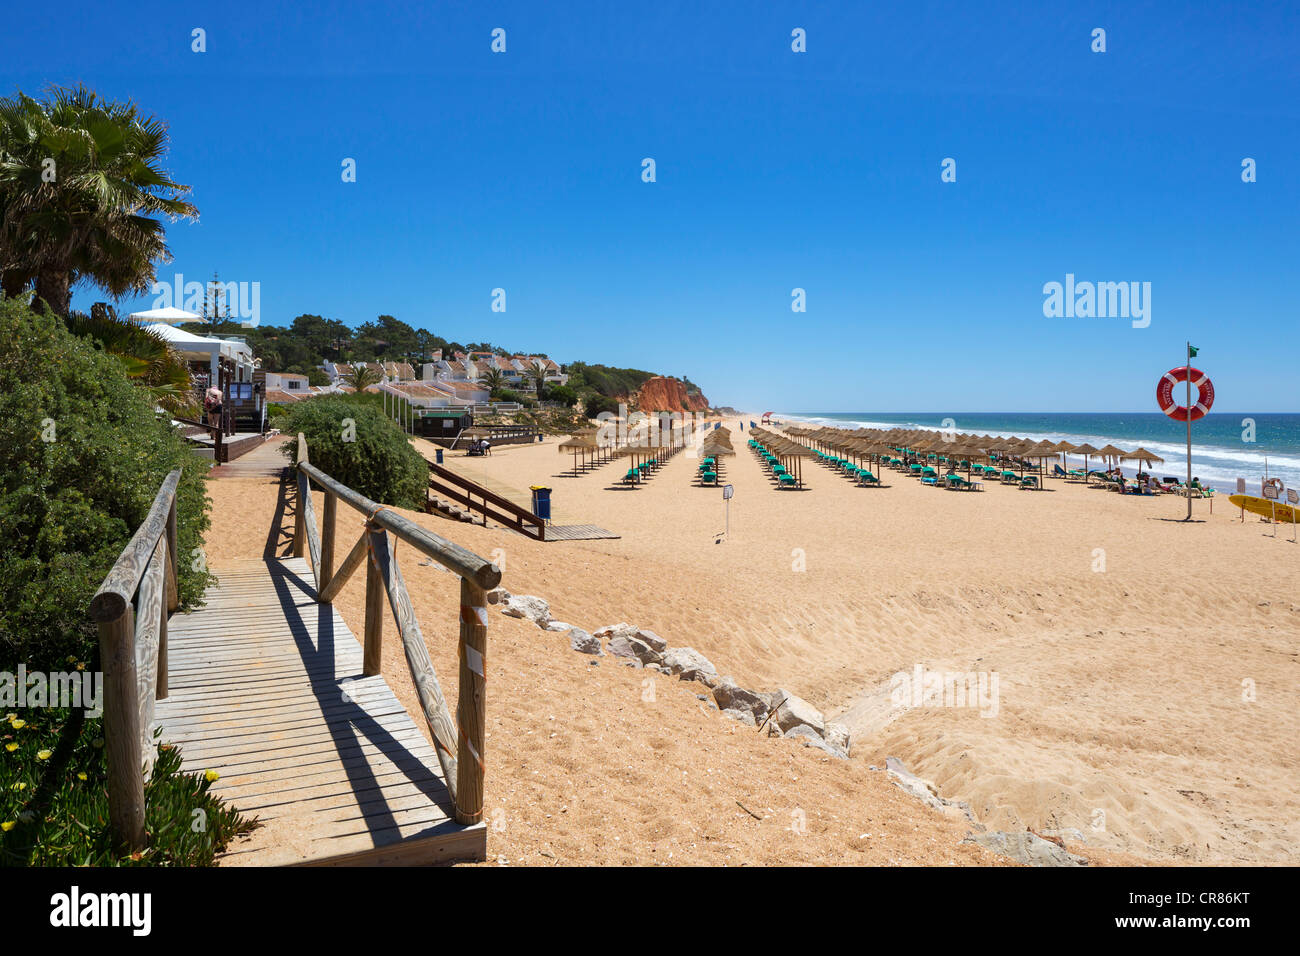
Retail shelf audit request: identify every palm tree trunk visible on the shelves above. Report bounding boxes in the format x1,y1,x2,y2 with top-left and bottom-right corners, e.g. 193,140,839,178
34,271,72,316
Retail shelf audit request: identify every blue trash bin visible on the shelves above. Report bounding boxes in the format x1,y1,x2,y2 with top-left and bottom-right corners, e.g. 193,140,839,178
530,486,551,520
435,448,444,464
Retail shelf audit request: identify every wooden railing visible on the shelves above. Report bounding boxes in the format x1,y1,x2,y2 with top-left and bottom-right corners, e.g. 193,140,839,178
293,434,500,825
427,461,545,540
88,469,182,852
173,414,225,462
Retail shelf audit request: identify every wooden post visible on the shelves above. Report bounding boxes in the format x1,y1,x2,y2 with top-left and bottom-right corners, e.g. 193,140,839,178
320,492,336,588
455,575,488,825
99,606,146,853
363,526,384,676
164,498,179,612
293,482,306,559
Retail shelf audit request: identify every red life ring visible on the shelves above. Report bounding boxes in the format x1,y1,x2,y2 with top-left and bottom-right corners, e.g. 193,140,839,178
1156,367,1214,422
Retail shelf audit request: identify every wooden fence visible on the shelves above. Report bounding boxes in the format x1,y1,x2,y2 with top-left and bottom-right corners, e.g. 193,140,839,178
427,461,546,540
293,434,500,824
88,469,182,852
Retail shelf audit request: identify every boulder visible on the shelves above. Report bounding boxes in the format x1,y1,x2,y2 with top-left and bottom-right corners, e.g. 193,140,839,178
823,722,851,756
712,680,771,722
963,831,1087,867
486,587,511,605
545,621,572,632
567,627,602,655
770,689,825,736
633,629,668,653
607,635,664,665
593,623,638,641
661,647,718,686
501,595,551,627
886,757,975,822
785,724,848,759
720,708,757,727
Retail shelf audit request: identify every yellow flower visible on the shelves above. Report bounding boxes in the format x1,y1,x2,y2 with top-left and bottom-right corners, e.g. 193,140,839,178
204,769,220,783
10,781,26,791
4,743,16,753
36,749,51,761
0,821,14,832
10,719,25,730
77,772,87,781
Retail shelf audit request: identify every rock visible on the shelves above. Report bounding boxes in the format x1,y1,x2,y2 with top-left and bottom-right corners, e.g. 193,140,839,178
545,621,572,632
963,831,1087,867
886,757,975,822
770,688,825,736
486,587,511,605
567,627,602,655
720,707,757,727
607,635,663,665
785,724,848,759
633,629,667,653
593,623,637,641
501,595,551,627
661,647,718,686
823,722,851,756
712,680,771,722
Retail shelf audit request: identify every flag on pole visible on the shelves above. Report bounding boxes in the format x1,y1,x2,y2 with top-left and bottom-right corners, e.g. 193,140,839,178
1189,345,1199,357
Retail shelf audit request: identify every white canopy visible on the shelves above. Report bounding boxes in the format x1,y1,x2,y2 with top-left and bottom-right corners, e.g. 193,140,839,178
128,306,204,325
142,322,253,380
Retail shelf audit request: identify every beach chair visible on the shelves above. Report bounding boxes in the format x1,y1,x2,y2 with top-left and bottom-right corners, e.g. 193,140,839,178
1019,475,1039,490
1001,470,1018,483
623,468,638,486
777,473,797,489
701,471,718,486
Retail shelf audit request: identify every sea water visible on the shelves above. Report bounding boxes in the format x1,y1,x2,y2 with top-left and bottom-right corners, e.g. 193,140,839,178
776,412,1300,494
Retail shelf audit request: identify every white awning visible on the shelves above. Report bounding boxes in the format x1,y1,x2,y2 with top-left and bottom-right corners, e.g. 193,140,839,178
128,306,204,325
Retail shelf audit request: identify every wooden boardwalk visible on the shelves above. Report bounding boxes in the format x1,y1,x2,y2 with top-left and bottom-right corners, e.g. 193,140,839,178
207,435,290,479
152,556,486,865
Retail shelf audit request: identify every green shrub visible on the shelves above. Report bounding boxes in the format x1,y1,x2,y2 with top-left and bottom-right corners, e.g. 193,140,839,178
1,708,255,866
547,384,577,407
0,298,213,670
281,395,427,508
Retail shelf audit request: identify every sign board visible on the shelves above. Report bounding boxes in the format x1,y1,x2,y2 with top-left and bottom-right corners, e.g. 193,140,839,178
1263,484,1280,500
722,484,734,500
1236,478,1246,494
1289,489,1299,505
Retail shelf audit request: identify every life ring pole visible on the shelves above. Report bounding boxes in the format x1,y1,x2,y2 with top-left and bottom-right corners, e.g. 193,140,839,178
1185,341,1192,522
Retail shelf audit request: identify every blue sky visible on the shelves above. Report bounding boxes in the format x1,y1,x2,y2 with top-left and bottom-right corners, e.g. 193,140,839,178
7,1,1299,411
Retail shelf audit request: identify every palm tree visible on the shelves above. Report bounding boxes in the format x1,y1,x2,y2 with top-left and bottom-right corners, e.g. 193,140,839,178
527,361,548,401
344,364,381,391
479,366,504,395
65,303,195,413
0,85,197,316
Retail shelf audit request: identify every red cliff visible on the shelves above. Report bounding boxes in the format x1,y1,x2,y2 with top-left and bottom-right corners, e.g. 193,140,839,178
635,376,709,413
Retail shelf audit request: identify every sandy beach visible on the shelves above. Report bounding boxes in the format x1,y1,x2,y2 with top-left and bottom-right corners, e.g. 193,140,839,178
203,426,1298,865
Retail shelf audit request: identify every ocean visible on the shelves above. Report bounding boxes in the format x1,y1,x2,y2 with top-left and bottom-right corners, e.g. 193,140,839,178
774,412,1300,494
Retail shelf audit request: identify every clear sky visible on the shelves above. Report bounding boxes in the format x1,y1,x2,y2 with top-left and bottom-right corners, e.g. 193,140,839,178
8,1,1299,411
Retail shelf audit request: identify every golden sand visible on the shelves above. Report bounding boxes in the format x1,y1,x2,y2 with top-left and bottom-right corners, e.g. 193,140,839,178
202,428,1298,865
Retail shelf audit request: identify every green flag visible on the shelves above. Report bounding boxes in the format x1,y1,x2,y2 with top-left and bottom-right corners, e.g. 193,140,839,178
1189,345,1199,357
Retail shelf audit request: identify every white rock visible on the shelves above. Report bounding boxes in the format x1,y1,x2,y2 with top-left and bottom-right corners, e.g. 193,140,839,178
593,622,637,641
501,594,551,627
607,634,663,665
486,587,511,605
785,724,847,759
633,629,667,653
545,621,572,632
770,688,825,736
712,680,771,722
567,627,602,655
823,721,851,755
661,647,718,686
720,707,757,727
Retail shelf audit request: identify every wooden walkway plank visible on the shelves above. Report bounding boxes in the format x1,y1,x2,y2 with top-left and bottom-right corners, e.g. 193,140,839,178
152,556,485,865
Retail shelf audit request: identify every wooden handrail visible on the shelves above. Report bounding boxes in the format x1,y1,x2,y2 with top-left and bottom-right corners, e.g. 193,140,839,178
88,468,182,853
428,462,545,541
293,433,495,825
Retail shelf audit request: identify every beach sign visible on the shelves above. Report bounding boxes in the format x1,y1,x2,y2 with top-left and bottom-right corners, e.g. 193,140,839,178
1236,478,1246,494
723,484,734,499
1289,489,1299,505
1263,483,1279,500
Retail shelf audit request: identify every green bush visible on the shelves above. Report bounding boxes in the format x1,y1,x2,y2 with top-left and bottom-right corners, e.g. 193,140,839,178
0,298,214,670
281,395,427,508
1,708,255,866
547,384,577,407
